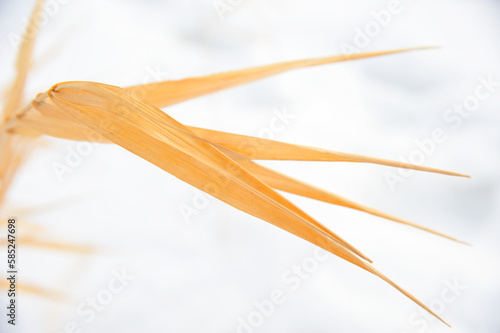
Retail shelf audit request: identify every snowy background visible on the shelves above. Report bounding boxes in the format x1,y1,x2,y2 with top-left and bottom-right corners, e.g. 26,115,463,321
0,0,499,332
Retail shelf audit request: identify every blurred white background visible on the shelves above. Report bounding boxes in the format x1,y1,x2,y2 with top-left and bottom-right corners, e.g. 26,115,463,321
1,0,499,332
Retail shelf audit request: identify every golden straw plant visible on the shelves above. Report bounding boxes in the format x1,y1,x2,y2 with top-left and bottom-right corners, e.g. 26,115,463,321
0,0,470,328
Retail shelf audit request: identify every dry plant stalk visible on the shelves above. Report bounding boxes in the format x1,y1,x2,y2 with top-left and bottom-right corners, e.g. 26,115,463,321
0,0,470,327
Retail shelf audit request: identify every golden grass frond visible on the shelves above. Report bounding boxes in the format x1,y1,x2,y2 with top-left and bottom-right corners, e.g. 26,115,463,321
0,1,467,328
48,81,369,264
10,78,464,325
220,147,465,243
0,0,44,205
4,67,468,244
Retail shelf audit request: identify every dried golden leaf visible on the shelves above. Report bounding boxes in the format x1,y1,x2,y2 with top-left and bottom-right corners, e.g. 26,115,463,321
42,80,448,325
190,126,469,177
221,147,463,242
127,48,435,108
0,0,44,204
48,81,369,264
1,0,44,121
